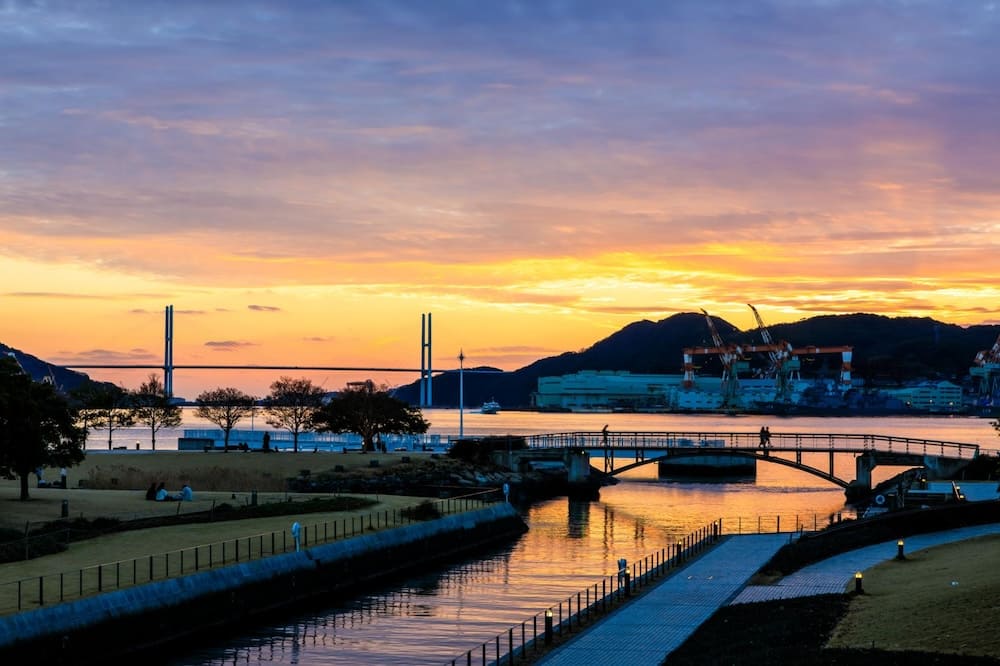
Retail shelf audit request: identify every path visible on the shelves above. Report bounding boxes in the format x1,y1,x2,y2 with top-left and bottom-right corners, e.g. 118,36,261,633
538,523,1000,666
536,533,789,666
731,522,1000,604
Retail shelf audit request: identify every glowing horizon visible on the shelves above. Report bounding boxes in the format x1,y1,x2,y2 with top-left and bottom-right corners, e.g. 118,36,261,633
2,2,999,397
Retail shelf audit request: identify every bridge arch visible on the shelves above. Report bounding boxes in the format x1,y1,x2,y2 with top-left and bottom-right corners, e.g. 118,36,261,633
604,449,850,488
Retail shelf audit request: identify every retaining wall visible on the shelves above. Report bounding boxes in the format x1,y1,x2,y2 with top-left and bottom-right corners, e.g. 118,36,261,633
0,503,526,664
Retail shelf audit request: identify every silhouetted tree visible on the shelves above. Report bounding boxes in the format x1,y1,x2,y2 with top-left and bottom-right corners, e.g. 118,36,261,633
313,381,429,452
131,374,182,451
78,383,134,450
68,380,106,449
265,376,325,453
194,387,256,452
0,356,85,500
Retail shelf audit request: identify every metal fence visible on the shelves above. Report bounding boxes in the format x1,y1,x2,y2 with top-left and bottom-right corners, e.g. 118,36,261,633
525,430,981,459
445,519,724,666
0,492,494,616
723,510,856,535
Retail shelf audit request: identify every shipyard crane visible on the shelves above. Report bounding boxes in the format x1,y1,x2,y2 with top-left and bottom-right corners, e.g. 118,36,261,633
973,333,1000,367
747,304,797,403
700,309,747,408
970,332,1000,407
683,310,853,408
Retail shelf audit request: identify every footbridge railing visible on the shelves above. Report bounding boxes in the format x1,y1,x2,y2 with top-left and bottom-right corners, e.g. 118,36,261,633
524,431,980,460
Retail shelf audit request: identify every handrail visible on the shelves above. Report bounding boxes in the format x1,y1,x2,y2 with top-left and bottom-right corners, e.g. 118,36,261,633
445,519,725,666
524,431,980,459
443,510,863,666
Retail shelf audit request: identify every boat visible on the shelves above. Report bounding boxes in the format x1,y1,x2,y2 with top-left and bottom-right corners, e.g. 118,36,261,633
480,399,501,414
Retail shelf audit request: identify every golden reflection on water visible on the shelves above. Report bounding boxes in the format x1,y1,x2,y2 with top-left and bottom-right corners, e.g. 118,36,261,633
167,413,996,665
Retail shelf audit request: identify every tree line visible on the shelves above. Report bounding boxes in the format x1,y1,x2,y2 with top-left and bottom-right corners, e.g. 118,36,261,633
0,355,428,500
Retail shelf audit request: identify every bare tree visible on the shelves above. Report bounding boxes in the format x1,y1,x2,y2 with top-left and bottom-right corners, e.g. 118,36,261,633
194,387,256,452
68,381,106,450
265,376,325,453
78,383,135,450
131,374,182,451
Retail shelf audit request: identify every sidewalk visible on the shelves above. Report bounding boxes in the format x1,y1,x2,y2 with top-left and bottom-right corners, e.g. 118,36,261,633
537,533,789,666
538,523,1000,666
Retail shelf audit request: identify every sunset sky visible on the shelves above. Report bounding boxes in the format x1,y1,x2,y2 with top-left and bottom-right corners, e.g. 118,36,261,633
2,1,999,398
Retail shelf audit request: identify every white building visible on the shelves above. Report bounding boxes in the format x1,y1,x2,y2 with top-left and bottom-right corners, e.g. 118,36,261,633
533,370,683,412
884,381,963,413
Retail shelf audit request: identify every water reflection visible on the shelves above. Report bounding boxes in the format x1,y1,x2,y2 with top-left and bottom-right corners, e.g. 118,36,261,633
566,500,589,539
160,413,992,664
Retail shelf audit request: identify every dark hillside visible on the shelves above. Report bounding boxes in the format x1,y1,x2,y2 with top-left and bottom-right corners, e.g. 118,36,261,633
0,342,98,393
761,315,997,384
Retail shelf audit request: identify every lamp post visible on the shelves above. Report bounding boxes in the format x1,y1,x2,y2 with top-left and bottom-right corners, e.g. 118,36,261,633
458,349,465,439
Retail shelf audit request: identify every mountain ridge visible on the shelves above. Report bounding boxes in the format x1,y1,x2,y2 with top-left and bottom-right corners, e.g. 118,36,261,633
394,312,1000,408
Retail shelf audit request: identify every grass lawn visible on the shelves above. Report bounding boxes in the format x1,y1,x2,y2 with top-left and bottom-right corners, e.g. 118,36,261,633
0,450,487,615
666,534,1000,664
827,534,1000,659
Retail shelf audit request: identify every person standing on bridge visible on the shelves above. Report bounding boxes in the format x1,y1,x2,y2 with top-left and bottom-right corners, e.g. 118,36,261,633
759,426,767,449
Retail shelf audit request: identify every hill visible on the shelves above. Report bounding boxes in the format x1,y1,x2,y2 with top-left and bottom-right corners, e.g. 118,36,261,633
0,343,100,393
392,312,1000,408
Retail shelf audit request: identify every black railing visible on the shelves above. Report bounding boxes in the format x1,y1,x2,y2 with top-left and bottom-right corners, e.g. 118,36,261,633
1,492,494,616
525,431,980,459
445,519,724,666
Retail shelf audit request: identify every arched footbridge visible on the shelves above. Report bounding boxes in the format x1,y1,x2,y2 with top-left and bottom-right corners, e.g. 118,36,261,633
521,431,981,491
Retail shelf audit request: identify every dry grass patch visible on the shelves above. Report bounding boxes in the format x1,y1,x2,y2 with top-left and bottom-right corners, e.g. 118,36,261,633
29,450,430,494
0,492,447,615
827,534,1000,658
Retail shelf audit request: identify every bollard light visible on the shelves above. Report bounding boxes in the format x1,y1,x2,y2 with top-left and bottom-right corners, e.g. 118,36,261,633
544,608,553,645
896,539,905,560
854,571,864,594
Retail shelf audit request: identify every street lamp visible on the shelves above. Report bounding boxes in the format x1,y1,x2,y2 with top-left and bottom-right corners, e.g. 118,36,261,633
458,349,465,439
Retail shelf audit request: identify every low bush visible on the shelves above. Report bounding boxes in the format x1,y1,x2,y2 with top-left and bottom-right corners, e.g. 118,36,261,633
401,500,442,521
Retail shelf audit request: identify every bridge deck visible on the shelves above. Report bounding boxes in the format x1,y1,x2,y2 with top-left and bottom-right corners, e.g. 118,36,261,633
525,431,979,459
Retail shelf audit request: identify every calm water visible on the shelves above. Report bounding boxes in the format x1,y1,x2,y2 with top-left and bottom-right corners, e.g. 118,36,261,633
129,411,996,665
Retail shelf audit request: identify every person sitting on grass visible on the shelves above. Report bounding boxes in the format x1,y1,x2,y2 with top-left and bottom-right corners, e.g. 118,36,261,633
155,482,168,501
179,483,193,501
145,482,157,501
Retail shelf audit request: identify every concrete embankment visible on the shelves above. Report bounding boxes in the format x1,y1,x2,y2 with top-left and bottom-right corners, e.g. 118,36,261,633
0,503,527,664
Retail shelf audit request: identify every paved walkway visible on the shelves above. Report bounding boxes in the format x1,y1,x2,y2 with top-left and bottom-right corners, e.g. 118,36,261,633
537,533,789,666
731,522,1000,604
538,523,1000,666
